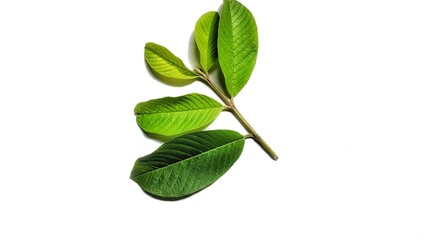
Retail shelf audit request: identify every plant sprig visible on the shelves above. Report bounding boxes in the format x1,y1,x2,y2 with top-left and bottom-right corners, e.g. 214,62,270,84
131,0,278,199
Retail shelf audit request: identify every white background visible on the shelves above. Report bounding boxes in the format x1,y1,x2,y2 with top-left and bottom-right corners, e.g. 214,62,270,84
1,0,426,239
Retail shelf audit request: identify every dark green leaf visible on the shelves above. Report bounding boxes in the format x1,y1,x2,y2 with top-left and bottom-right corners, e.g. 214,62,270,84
130,130,245,198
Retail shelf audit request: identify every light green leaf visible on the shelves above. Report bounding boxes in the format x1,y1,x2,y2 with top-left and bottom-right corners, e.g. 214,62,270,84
145,42,197,80
130,130,245,198
218,0,258,97
195,11,220,71
135,93,223,136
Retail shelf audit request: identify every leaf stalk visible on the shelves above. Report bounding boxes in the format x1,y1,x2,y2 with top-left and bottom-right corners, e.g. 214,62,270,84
230,104,278,160
195,67,278,160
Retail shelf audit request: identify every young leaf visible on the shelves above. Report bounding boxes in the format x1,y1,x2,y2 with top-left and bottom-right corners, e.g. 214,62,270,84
195,11,220,72
135,93,223,136
130,130,245,198
145,42,197,80
218,0,258,97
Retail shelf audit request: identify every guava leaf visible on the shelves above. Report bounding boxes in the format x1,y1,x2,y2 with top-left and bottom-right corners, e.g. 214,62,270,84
218,0,258,96
145,42,197,80
135,93,223,136
130,130,245,198
195,11,220,71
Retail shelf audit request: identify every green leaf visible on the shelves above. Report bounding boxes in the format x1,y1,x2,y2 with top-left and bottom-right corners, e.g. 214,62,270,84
218,0,258,97
144,42,197,80
135,93,223,136
130,130,245,198
195,11,220,71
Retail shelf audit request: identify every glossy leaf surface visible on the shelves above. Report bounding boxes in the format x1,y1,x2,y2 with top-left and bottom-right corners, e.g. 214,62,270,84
145,42,197,79
130,130,245,198
135,93,223,136
195,11,220,71
218,0,258,96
